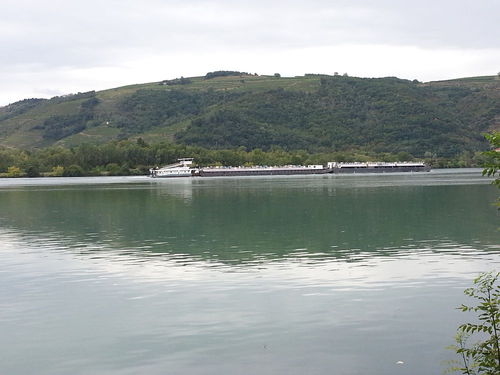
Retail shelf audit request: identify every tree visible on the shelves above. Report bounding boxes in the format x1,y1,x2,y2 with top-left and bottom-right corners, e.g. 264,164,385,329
50,166,65,177
274,73,281,78
25,165,40,177
136,137,148,148
7,166,22,177
482,132,500,188
449,272,500,375
481,132,500,208
396,151,414,161
63,164,84,177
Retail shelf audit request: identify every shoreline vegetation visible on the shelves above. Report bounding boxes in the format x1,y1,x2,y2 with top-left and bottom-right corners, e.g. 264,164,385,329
0,138,491,178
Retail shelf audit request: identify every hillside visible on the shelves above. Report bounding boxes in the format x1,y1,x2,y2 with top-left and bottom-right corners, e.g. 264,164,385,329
1,73,499,157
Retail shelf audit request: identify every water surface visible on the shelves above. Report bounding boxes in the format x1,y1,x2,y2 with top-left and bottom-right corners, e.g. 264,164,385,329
0,169,498,375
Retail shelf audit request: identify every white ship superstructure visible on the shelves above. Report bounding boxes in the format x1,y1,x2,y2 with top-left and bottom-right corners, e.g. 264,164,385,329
149,158,195,178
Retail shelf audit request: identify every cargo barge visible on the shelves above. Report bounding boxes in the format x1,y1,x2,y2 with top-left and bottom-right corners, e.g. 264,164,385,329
197,164,327,177
327,162,431,173
149,159,430,178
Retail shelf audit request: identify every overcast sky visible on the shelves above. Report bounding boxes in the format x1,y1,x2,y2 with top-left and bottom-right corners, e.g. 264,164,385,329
1,0,499,106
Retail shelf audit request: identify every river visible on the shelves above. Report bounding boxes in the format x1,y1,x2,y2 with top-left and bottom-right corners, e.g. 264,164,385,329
0,169,498,375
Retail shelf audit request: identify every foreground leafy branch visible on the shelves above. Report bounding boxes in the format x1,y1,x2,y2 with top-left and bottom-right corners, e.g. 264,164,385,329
482,132,500,188
449,272,500,375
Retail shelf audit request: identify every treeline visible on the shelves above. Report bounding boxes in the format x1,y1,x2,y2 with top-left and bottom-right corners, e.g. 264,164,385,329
0,139,488,178
0,98,47,122
204,71,253,79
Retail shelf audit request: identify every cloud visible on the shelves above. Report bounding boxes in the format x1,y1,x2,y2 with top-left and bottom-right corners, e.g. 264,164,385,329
1,0,499,105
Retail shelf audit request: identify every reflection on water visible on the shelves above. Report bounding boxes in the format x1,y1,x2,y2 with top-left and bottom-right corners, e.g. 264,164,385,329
0,169,498,375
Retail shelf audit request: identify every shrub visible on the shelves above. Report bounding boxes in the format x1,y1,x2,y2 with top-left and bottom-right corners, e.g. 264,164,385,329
449,272,500,375
50,166,65,177
7,166,22,177
63,164,84,177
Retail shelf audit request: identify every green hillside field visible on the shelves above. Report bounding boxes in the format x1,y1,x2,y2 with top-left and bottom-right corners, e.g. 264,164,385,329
1,72,499,159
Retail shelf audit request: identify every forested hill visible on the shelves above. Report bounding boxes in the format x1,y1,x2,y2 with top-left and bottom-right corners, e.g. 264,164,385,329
1,73,499,157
